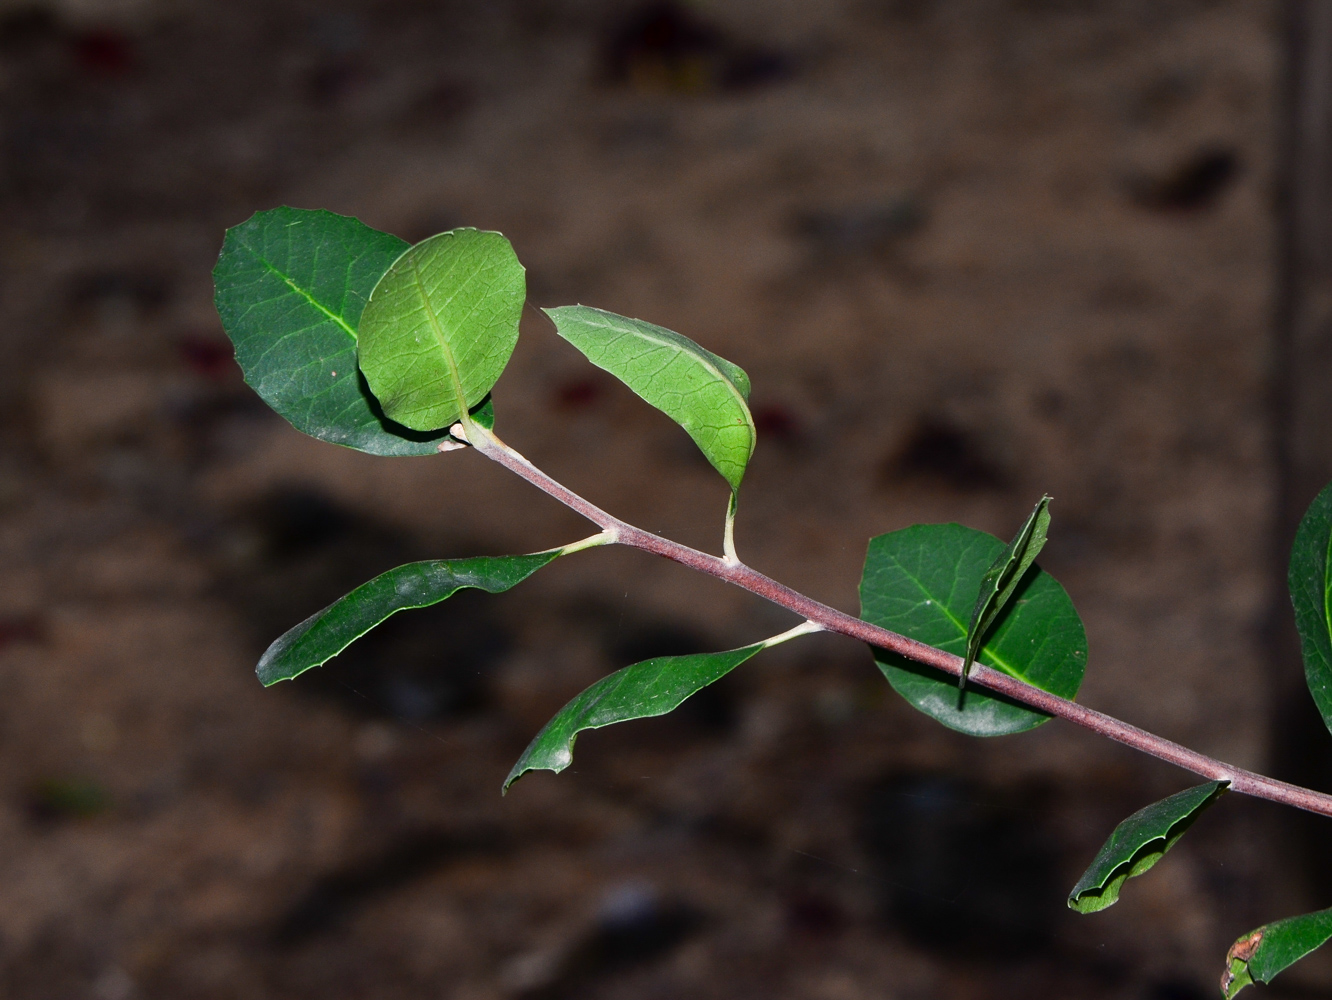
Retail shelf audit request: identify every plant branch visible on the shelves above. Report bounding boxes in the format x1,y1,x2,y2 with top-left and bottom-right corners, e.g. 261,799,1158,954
459,424,1332,820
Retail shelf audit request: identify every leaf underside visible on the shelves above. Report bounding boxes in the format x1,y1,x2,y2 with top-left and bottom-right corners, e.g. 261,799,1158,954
1290,481,1332,736
963,496,1051,685
1068,780,1228,914
358,229,525,432
1222,907,1332,998
858,523,1088,736
543,305,755,492
504,642,767,792
258,551,560,686
214,206,458,456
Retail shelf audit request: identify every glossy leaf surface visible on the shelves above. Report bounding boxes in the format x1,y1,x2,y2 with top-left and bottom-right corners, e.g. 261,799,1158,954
859,523,1087,736
1290,481,1332,736
1068,780,1227,913
544,305,755,491
258,551,559,686
504,628,806,791
962,496,1051,688
358,229,525,432
214,206,458,455
1222,907,1332,998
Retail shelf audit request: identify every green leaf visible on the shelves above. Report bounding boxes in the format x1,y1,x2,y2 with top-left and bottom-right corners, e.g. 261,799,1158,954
504,622,816,792
214,206,458,456
258,551,560,686
1068,780,1228,914
858,523,1088,736
1221,907,1332,998
1290,481,1332,736
358,229,525,432
961,496,1052,690
543,305,755,491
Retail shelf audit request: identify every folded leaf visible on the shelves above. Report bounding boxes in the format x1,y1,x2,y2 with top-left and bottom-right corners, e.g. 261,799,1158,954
214,206,458,455
258,551,560,686
544,305,755,491
1290,481,1332,736
961,496,1051,690
858,523,1087,736
1221,907,1332,998
504,622,816,792
357,229,525,432
1068,780,1227,914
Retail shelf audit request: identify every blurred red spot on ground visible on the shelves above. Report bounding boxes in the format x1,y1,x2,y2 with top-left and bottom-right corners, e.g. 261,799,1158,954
179,335,238,379
753,404,800,443
554,378,603,410
0,615,45,651
72,29,134,76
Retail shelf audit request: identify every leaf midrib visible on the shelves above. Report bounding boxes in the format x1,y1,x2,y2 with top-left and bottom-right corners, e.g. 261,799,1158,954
247,247,357,340
409,252,469,416
877,550,1024,679
1323,523,1332,659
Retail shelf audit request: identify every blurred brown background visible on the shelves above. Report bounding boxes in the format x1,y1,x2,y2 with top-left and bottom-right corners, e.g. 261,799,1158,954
0,0,1324,997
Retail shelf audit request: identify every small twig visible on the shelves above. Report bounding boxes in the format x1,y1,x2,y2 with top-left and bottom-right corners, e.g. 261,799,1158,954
465,423,1332,820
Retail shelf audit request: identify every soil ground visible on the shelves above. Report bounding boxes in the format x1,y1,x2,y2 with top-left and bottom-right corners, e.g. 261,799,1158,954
0,1,1320,998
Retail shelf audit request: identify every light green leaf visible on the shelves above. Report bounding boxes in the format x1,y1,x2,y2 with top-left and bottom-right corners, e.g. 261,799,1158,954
1290,481,1332,736
1221,907,1332,998
961,496,1051,690
504,622,816,792
214,206,460,455
1068,780,1227,914
858,523,1087,736
258,551,561,686
358,229,525,432
543,305,755,491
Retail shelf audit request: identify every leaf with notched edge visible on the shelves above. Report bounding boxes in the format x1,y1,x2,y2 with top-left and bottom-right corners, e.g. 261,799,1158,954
1221,907,1332,998
1068,780,1227,913
214,206,458,455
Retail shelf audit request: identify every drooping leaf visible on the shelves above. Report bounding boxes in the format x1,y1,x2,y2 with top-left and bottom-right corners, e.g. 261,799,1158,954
1068,780,1227,914
1221,907,1332,998
858,523,1087,736
258,551,560,686
503,623,816,792
543,305,755,491
1290,481,1332,736
214,206,458,456
961,496,1051,690
357,229,525,432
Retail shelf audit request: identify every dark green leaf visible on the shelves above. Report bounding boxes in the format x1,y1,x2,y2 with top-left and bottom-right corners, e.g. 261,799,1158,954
504,622,816,792
214,206,457,456
358,229,525,432
1221,907,1332,998
258,551,560,686
1068,780,1227,914
1290,481,1332,736
858,523,1088,736
962,496,1051,689
543,305,755,491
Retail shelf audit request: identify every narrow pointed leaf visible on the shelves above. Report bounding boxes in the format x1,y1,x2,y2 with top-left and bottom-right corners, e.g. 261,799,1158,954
505,627,809,791
1221,907,1332,998
1290,481,1332,736
358,229,525,432
214,206,460,455
543,305,755,491
961,496,1051,689
859,523,1087,736
1068,780,1227,914
258,551,560,686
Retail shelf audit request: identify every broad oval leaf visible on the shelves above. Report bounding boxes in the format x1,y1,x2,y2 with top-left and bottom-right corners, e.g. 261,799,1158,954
358,229,525,432
503,623,815,792
1068,780,1227,914
858,523,1088,736
258,551,560,686
214,206,456,455
543,305,755,491
1222,907,1332,999
1290,481,1332,736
